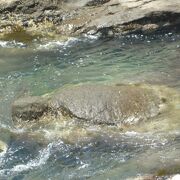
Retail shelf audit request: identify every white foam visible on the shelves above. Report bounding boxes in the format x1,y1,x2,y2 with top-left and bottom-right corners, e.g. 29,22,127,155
37,35,99,50
83,34,99,40
78,162,89,170
13,142,54,172
37,37,80,50
125,116,140,124
0,141,63,176
171,174,180,180
0,41,8,47
0,40,25,48
125,131,139,136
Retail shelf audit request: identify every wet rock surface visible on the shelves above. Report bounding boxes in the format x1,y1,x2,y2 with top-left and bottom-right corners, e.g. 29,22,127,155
12,84,168,126
0,0,180,41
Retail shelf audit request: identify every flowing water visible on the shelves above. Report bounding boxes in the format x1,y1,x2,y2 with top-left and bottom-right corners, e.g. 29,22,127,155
0,33,180,180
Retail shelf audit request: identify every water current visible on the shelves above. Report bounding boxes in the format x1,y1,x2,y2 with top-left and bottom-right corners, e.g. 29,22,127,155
0,33,180,180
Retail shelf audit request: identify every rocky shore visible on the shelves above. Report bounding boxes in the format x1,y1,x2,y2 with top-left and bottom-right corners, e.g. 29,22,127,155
0,0,180,42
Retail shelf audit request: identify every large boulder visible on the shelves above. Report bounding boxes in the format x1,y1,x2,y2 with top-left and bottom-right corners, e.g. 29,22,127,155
12,84,168,126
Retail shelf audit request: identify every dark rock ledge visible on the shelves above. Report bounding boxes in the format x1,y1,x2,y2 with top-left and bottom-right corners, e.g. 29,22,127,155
0,0,180,42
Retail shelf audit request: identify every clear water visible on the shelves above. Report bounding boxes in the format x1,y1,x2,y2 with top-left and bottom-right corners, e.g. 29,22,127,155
0,33,180,180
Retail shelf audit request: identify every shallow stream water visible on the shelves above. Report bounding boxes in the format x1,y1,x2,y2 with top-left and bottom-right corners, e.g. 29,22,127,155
0,33,180,180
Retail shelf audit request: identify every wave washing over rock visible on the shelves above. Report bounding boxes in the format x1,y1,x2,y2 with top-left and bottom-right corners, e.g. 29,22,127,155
12,84,163,126
36,35,98,50
0,40,25,48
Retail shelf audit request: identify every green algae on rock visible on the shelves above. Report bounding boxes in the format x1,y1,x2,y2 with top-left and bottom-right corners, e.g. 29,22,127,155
156,164,180,177
1,24,42,43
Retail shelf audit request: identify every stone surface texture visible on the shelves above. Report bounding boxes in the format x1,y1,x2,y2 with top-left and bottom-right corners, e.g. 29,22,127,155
0,0,180,40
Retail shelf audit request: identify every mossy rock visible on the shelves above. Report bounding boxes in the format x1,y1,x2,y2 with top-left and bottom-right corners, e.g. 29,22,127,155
156,164,180,176
2,25,41,43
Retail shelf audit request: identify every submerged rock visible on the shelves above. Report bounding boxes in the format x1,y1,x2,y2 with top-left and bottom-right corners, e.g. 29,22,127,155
12,84,169,127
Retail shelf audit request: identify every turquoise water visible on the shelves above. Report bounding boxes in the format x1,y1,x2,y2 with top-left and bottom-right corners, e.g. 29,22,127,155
0,33,180,179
